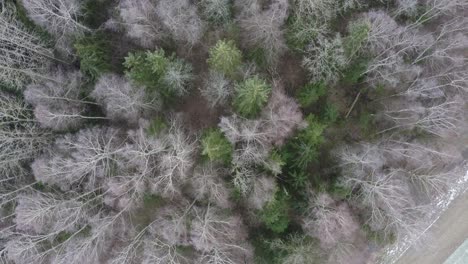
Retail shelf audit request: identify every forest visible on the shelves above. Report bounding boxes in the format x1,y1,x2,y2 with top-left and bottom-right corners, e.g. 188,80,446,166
0,0,467,263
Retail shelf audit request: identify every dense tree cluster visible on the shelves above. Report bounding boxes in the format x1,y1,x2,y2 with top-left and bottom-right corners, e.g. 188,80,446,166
0,0,466,263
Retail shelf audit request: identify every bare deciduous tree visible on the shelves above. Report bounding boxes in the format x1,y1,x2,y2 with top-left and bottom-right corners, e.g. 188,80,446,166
20,0,89,54
156,0,205,46
415,0,468,24
92,74,158,123
301,193,359,249
199,0,232,24
190,164,232,209
302,34,347,84
32,126,123,191
14,192,88,235
261,83,305,146
269,234,324,264
190,205,253,263
0,93,49,179
199,71,232,108
152,120,197,198
239,0,288,64
293,0,340,22
336,142,442,240
247,175,277,210
0,4,53,89
382,97,465,137
24,69,100,131
117,0,164,48
51,214,118,264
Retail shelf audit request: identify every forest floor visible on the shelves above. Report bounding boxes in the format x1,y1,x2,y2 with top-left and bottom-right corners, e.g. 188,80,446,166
395,188,468,264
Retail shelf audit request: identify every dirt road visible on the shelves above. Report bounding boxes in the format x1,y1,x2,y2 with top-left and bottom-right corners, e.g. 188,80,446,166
395,189,468,264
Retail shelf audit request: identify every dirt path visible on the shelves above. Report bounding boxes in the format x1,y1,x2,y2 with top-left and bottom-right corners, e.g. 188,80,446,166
395,189,468,264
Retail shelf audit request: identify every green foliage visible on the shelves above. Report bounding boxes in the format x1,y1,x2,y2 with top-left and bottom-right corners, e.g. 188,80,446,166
286,15,323,51
344,20,370,59
233,76,271,118
329,183,352,200
147,117,168,136
288,142,319,170
82,0,113,28
247,47,268,69
74,34,111,80
207,40,242,78
201,128,233,163
299,116,327,146
143,194,164,209
283,115,326,170
124,49,192,98
359,110,376,136
296,82,327,108
230,185,243,203
124,51,163,88
287,170,308,190
401,5,432,25
146,50,171,76
252,235,285,264
199,0,232,25
264,150,285,176
362,224,395,245
268,234,323,264
12,1,52,43
260,190,290,233
55,231,73,244
341,58,368,85
54,225,91,245
322,102,339,123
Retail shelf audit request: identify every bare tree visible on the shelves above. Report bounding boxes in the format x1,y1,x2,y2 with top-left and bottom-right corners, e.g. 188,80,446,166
14,192,88,235
20,0,90,54
394,0,419,17
156,0,205,46
110,201,195,264
410,18,468,67
269,234,324,264
302,34,347,84
148,204,192,247
199,71,233,108
247,175,277,210
260,83,305,146
141,236,190,264
414,0,468,24
336,143,433,240
118,0,205,46
190,164,232,209
32,126,123,191
111,118,197,200
199,0,232,24
239,0,289,64
0,4,53,89
92,74,159,123
51,214,118,264
301,193,359,249
163,59,194,97
152,120,197,198
0,92,50,179
117,0,165,48
293,0,340,22
24,69,101,131
382,97,465,137
190,205,253,264
400,69,468,100
3,235,43,264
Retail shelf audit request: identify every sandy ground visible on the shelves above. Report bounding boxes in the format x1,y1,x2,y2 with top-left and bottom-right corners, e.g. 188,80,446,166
395,190,468,264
